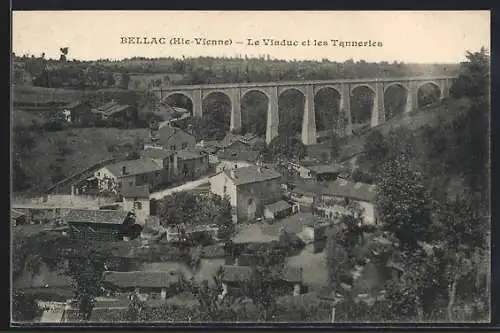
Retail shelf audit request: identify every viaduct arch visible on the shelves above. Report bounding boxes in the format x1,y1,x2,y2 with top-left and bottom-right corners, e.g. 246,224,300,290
153,76,455,145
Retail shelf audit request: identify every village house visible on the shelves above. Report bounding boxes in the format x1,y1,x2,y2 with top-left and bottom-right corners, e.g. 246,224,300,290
294,179,378,225
263,200,294,221
121,185,151,226
101,270,183,300
209,165,283,222
215,148,260,173
159,124,196,151
11,208,28,226
219,265,305,299
94,158,164,195
61,100,92,125
65,209,137,241
91,100,137,127
176,148,210,181
140,147,177,184
288,160,345,182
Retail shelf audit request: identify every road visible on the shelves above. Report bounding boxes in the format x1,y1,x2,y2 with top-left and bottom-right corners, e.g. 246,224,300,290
149,176,210,200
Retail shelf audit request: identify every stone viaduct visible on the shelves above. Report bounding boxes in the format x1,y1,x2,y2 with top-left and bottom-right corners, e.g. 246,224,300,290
152,76,456,145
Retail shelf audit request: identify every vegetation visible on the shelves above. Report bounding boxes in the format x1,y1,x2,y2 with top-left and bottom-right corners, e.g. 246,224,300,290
157,192,234,241
323,48,490,322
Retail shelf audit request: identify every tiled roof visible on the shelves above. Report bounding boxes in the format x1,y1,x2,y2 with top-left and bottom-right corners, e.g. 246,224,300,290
66,209,130,225
225,165,281,186
121,185,150,198
105,104,131,116
176,148,206,160
293,180,377,203
142,147,175,160
264,200,292,214
221,265,253,283
159,125,196,149
217,148,260,162
102,270,182,288
104,158,163,178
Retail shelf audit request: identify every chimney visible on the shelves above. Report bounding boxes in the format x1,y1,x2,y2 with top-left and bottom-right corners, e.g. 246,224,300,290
257,166,262,174
122,166,127,175
230,169,237,179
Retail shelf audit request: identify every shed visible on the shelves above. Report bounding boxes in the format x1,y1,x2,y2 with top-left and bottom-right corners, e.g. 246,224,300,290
263,200,293,220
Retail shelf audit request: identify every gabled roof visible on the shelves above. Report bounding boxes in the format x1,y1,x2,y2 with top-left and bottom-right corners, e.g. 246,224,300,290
104,158,163,178
293,179,377,203
217,148,260,162
225,165,281,186
176,148,206,160
64,100,82,110
66,209,130,225
121,185,150,198
102,270,182,288
159,125,196,148
142,147,175,160
264,200,292,214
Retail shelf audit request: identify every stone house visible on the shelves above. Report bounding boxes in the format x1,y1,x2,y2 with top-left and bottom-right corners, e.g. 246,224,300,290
101,271,183,300
159,124,196,151
121,185,151,226
176,148,210,181
94,158,164,195
209,165,283,222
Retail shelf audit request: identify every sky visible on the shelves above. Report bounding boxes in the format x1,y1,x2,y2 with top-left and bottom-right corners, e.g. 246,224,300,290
12,11,490,63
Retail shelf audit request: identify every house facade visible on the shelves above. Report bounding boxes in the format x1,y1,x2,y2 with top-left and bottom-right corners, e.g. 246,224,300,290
209,165,283,222
122,185,151,225
94,158,164,195
176,149,210,181
159,124,196,151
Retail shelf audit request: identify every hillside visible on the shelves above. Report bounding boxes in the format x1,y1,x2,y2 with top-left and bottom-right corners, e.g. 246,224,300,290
12,127,149,194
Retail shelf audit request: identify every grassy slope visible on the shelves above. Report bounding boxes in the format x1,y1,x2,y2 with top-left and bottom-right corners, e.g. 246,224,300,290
15,127,149,194
308,98,473,164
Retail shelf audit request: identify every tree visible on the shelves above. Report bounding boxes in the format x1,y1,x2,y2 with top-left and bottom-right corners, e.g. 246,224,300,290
64,240,110,321
59,47,69,62
268,135,306,162
121,72,131,89
450,47,489,99
375,152,432,250
12,292,42,322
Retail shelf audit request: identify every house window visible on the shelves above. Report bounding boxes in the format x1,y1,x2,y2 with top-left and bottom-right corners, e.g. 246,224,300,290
170,155,174,163
248,198,253,205
223,185,227,193
97,172,101,177
134,201,142,210
182,142,188,149
171,145,176,151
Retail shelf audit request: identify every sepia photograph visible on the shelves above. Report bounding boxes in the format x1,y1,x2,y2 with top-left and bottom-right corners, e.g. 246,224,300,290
10,10,491,326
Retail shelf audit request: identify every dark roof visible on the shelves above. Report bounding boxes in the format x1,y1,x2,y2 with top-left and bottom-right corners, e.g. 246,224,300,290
104,158,163,178
225,165,281,186
65,209,130,225
308,164,345,174
264,200,292,214
102,270,182,288
121,185,150,198
322,180,377,202
142,148,175,160
293,179,377,203
217,148,260,162
176,148,206,160
159,125,196,149
221,265,253,282
105,104,131,116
